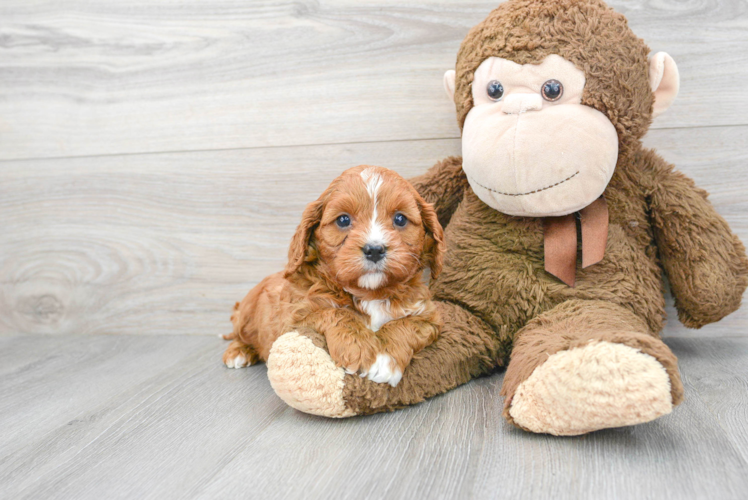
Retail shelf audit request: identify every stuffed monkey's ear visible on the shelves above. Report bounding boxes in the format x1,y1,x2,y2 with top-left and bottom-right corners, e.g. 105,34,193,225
649,52,679,119
443,70,456,102
417,194,445,280
284,199,324,278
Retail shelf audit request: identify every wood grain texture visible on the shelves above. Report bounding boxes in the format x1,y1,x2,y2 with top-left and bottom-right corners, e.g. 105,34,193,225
1,2,747,498
0,0,747,160
677,338,748,464
0,138,458,336
2,125,747,337
1,334,747,499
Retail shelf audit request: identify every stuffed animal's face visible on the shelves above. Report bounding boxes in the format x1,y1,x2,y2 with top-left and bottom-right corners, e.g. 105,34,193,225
461,55,618,217
443,0,681,218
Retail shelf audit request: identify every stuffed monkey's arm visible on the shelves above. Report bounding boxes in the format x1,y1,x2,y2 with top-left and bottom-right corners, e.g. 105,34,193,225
409,156,469,228
644,151,748,328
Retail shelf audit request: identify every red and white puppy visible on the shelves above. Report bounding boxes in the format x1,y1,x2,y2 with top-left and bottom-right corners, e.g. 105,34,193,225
223,165,444,387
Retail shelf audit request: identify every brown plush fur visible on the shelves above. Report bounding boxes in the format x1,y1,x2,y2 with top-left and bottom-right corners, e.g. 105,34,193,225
225,166,444,379
453,0,654,156
276,0,748,428
499,299,684,428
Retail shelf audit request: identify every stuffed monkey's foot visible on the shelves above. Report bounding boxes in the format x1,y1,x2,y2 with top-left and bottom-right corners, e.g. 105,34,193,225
501,300,683,436
267,331,356,418
507,341,673,436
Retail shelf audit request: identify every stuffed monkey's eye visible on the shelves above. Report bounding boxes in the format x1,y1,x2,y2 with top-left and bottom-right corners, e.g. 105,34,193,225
486,80,504,101
393,213,408,227
336,214,351,228
541,79,563,101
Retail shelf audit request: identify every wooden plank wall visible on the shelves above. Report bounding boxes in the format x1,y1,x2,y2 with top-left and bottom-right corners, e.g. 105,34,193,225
1,0,747,337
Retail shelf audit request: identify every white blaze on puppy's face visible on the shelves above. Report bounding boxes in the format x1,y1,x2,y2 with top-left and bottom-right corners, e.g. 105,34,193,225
312,165,432,295
360,167,388,250
461,54,619,217
358,167,388,289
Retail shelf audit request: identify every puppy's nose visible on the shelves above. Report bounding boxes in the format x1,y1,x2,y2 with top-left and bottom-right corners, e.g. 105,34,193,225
363,244,386,263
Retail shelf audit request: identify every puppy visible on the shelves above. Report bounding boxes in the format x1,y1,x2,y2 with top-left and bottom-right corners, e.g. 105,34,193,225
222,165,445,387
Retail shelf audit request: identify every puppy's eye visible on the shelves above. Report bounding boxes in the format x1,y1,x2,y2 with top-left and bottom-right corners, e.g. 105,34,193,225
486,80,504,101
336,214,351,228
393,213,408,227
541,79,563,101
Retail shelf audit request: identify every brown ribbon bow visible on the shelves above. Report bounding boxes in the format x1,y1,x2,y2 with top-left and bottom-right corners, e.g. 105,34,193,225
543,197,608,287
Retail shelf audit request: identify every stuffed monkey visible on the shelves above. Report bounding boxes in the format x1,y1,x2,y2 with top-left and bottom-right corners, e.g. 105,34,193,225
263,0,748,435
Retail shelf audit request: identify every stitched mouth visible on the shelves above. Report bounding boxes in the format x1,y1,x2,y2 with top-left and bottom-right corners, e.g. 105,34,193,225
468,171,580,197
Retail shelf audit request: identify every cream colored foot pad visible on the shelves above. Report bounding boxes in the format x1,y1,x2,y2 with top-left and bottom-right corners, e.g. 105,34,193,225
267,331,355,418
509,341,672,436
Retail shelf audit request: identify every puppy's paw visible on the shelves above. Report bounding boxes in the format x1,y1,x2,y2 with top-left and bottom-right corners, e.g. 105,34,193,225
361,354,403,387
225,354,248,369
328,337,379,377
222,340,259,369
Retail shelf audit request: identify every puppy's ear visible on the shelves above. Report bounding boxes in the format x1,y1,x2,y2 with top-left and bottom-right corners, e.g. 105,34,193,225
416,193,445,280
284,198,324,278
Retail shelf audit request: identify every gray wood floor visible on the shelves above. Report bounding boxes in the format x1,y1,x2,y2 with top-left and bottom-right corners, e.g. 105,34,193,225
0,335,747,500
2,1,748,499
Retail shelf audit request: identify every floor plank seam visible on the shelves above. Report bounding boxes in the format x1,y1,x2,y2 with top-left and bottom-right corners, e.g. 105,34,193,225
2,123,746,164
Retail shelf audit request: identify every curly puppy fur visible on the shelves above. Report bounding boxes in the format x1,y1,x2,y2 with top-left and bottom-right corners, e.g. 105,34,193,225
225,166,445,387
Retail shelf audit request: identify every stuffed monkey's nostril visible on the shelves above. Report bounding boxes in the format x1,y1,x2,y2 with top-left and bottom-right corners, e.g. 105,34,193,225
363,244,386,263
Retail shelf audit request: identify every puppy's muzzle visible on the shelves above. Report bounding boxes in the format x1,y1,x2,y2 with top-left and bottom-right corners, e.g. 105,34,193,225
363,244,386,263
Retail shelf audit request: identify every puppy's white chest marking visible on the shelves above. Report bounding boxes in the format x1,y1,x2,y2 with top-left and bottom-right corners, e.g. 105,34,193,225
357,299,424,332
358,299,393,332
